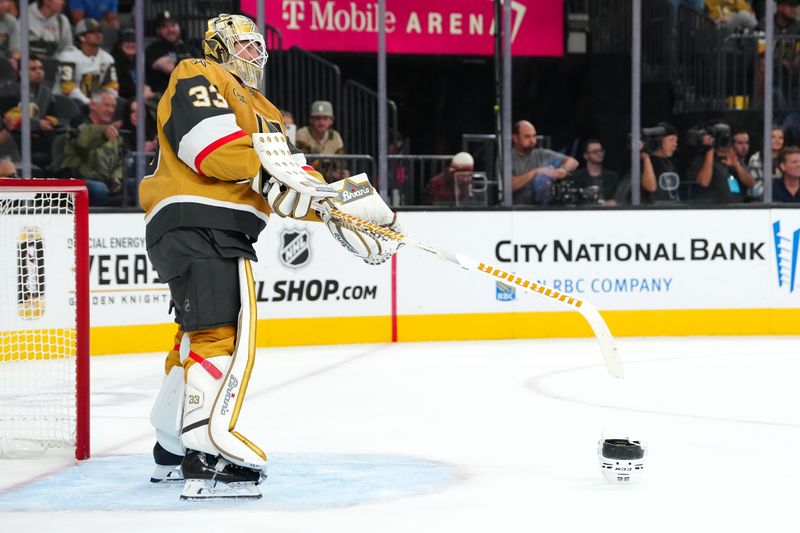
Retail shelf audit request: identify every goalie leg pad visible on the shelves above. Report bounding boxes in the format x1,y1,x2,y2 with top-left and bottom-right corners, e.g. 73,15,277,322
150,364,186,457
180,258,267,472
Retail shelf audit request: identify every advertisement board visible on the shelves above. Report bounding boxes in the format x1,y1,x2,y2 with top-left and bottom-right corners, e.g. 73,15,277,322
396,210,780,314
36,208,800,354
240,0,564,57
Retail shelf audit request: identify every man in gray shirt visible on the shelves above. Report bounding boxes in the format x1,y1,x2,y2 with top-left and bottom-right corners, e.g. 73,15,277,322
28,0,72,58
512,120,578,205
0,0,20,69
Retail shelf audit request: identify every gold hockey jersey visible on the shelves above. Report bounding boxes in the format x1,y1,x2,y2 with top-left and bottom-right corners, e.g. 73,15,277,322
140,58,314,245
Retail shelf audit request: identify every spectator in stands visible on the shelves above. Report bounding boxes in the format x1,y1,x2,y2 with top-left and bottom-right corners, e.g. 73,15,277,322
295,100,347,180
67,0,118,28
569,139,620,206
0,156,16,176
0,0,21,71
55,18,118,105
705,0,758,32
732,127,762,199
748,125,784,185
112,29,154,101
640,122,681,203
295,100,344,155
758,0,800,34
511,119,578,205
732,128,751,163
29,0,73,59
2,56,60,168
145,11,193,95
422,151,474,205
773,146,800,202
61,89,124,205
122,98,156,152
281,109,296,144
688,120,755,203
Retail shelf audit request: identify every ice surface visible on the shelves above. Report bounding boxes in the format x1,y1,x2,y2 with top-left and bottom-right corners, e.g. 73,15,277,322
1,337,798,532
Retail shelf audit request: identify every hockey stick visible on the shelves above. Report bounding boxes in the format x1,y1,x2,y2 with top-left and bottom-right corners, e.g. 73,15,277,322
313,202,625,379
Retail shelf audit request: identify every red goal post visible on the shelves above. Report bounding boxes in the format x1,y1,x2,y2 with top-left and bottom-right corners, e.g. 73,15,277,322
0,179,90,460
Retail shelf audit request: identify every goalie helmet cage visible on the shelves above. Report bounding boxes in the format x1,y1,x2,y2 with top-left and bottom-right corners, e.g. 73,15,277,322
0,179,90,460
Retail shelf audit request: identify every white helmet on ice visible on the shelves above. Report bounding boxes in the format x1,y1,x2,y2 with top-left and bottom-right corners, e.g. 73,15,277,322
598,438,646,483
204,14,268,90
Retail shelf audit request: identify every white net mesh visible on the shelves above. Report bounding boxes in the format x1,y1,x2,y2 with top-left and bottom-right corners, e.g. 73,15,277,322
0,189,79,455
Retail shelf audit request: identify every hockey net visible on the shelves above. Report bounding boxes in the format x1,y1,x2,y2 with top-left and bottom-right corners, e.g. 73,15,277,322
0,179,90,459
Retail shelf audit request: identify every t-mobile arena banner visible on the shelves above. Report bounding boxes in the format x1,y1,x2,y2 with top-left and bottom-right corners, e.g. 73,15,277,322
241,0,564,56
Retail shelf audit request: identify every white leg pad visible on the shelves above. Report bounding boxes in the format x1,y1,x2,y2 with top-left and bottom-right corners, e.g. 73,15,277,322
149,365,186,457
181,355,231,457
181,259,267,472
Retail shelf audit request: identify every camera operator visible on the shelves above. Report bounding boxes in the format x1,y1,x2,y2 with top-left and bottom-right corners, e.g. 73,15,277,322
640,122,681,203
687,121,755,204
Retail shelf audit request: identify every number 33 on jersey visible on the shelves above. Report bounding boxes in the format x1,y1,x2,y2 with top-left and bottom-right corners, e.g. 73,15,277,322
140,58,295,248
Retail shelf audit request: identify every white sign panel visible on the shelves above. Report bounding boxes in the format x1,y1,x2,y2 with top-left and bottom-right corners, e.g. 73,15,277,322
396,210,784,314
252,217,391,319
80,209,800,329
84,213,390,326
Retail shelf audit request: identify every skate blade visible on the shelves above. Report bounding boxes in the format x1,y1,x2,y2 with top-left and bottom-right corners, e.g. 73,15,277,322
150,464,184,483
180,479,262,500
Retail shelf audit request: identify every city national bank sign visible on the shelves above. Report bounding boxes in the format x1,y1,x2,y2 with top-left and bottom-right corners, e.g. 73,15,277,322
241,0,563,56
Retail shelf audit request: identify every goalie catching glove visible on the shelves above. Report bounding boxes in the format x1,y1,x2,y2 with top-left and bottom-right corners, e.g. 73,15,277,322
317,173,402,265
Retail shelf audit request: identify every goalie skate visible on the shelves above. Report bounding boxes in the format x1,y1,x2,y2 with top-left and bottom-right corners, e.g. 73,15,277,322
150,442,184,483
179,450,265,501
151,464,184,483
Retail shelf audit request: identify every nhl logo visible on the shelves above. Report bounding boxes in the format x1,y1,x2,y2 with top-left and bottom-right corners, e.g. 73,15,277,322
279,228,311,269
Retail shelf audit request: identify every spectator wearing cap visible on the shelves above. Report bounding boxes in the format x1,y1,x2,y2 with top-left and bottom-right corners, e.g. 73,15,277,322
28,0,73,59
295,100,347,180
54,17,118,105
67,0,118,28
757,0,800,34
145,10,194,95
112,28,153,101
423,151,475,205
640,122,681,203
773,146,800,202
295,100,345,155
0,0,21,71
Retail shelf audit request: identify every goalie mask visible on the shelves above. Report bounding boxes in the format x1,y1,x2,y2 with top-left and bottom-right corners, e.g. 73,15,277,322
204,14,268,90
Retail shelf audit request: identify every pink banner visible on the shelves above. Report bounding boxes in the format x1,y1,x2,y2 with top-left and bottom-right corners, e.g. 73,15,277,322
240,0,563,57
